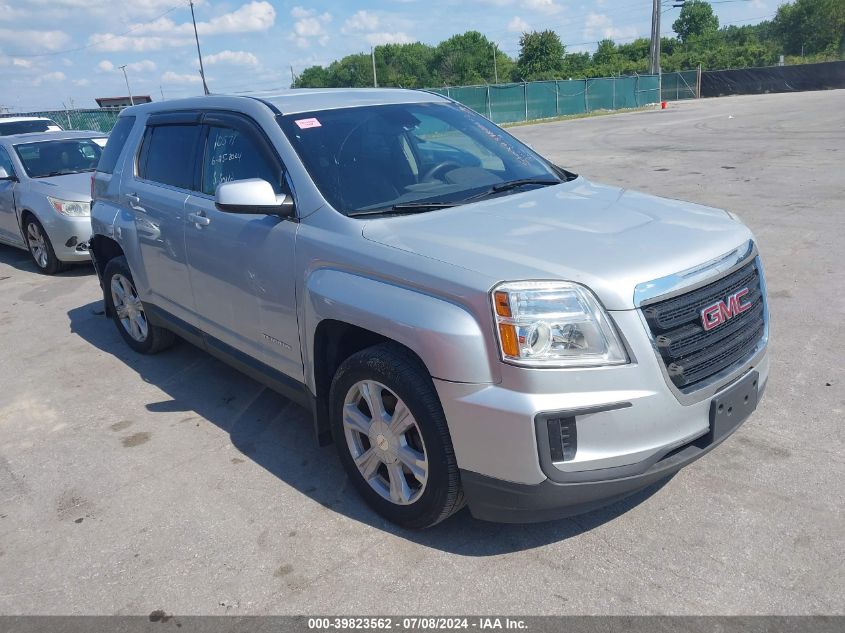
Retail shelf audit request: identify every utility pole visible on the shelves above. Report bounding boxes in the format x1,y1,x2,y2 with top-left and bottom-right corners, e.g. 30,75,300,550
492,43,499,84
290,65,296,87
190,0,210,95
371,47,378,88
649,0,661,75
118,65,135,106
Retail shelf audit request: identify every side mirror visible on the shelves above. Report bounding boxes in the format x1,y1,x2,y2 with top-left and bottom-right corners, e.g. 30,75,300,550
0,167,16,181
215,179,294,217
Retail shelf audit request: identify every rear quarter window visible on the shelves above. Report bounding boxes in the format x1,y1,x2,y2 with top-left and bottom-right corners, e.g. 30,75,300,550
96,116,136,174
137,124,201,190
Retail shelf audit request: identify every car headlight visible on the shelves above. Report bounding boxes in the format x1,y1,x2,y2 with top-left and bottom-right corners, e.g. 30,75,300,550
48,196,90,217
492,281,629,367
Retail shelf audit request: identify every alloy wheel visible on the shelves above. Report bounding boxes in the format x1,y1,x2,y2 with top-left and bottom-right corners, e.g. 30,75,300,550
110,273,149,342
343,380,428,505
26,222,48,269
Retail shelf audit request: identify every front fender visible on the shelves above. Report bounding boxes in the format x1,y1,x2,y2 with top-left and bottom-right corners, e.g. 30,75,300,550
304,269,496,387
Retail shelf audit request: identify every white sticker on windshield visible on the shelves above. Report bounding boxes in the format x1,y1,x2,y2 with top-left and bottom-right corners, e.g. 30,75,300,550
295,117,321,129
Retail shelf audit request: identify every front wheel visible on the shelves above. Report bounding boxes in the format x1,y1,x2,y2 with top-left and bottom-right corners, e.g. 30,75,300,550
329,343,464,528
103,256,175,354
24,216,64,275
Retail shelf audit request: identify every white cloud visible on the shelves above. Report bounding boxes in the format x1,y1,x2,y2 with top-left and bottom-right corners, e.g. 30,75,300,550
523,0,561,15
0,28,71,53
290,6,332,48
33,71,66,86
343,10,380,33
365,32,413,46
87,34,192,53
508,16,531,33
584,13,637,41
88,1,275,52
162,71,202,84
204,50,259,66
97,60,115,72
73,78,90,86
472,0,560,14
13,58,34,68
128,59,157,72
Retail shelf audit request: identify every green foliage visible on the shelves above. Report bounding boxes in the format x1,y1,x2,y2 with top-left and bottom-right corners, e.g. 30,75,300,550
292,1,845,89
673,0,719,43
514,30,566,80
772,0,845,56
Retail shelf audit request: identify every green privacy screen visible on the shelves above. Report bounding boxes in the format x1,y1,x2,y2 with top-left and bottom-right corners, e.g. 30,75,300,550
432,73,694,124
6,73,691,133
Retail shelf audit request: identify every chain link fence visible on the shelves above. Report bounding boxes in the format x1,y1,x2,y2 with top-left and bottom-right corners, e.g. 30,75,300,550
0,109,120,133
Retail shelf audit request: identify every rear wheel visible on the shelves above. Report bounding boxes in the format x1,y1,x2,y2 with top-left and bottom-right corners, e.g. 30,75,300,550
329,343,464,528
103,256,175,354
24,216,64,275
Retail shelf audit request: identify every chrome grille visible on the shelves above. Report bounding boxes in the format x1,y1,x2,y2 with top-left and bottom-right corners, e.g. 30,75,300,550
642,260,766,389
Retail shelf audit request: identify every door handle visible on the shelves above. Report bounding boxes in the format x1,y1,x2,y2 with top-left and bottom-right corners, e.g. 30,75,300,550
126,192,145,212
187,212,210,227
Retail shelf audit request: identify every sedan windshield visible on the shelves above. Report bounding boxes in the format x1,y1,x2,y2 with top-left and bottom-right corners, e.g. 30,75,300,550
14,138,105,178
278,102,569,216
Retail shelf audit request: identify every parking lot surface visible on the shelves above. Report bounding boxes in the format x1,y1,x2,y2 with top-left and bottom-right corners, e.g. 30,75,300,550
0,90,842,615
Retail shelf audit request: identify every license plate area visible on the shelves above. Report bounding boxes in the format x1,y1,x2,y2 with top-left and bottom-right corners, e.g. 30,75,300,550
709,370,759,442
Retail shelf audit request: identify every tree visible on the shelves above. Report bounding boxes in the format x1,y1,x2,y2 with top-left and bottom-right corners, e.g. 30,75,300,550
673,0,719,43
435,31,500,85
514,30,566,81
772,0,845,56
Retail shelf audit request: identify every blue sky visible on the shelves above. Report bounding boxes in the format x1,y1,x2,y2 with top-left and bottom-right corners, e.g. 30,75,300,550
0,0,776,111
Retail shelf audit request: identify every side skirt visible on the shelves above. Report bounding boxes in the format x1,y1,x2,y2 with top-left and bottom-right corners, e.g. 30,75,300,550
144,303,313,413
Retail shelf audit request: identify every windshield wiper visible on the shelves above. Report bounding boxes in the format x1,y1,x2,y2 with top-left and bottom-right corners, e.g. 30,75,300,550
348,201,457,217
463,178,562,202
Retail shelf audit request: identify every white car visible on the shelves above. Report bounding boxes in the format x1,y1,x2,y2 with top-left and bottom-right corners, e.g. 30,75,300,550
0,117,63,136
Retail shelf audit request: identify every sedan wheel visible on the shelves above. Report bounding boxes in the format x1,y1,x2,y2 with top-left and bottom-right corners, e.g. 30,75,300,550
26,221,49,269
110,273,149,343
343,379,428,506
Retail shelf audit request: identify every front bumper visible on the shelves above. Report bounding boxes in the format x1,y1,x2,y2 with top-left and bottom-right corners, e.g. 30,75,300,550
433,307,769,523
461,369,764,523
40,212,92,262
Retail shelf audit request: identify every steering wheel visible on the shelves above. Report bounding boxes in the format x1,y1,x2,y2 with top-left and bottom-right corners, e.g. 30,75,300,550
421,161,462,183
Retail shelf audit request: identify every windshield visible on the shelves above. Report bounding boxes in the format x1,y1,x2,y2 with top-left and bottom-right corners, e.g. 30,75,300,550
278,102,567,216
13,138,105,178
0,120,62,136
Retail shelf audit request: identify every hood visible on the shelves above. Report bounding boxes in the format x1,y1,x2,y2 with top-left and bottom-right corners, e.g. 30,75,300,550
362,177,753,310
29,172,93,201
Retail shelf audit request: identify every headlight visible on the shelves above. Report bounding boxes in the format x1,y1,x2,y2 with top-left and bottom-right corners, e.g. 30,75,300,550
48,196,90,217
492,281,628,367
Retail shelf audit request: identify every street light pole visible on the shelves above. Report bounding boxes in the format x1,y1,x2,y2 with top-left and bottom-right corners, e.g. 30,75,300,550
493,43,499,84
190,0,210,95
118,65,134,106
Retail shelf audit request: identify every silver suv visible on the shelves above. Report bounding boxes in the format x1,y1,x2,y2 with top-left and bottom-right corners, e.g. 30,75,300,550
90,90,769,527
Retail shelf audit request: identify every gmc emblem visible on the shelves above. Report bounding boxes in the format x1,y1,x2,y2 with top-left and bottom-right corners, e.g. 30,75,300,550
701,288,753,331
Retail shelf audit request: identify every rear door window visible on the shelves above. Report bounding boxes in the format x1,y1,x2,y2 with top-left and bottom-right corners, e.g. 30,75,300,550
97,116,135,174
201,125,283,196
137,124,201,190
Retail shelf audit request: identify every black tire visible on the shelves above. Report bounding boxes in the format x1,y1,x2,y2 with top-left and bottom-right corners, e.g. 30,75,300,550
103,256,176,354
329,343,465,529
23,215,64,275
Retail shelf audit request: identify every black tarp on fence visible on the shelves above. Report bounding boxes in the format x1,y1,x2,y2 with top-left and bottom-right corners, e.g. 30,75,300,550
701,61,845,97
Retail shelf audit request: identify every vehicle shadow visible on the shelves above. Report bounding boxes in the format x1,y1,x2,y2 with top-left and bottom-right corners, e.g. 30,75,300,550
0,242,93,276
67,300,671,556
